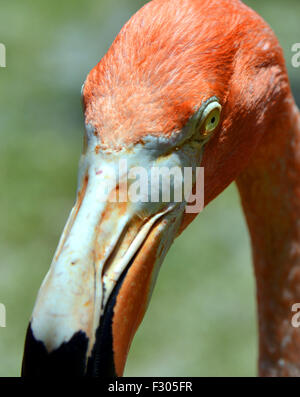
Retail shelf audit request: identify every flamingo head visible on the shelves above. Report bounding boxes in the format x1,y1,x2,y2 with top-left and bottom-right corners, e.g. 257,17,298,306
22,0,289,377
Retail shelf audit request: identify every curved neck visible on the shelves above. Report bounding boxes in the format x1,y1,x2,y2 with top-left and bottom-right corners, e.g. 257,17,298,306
237,95,300,376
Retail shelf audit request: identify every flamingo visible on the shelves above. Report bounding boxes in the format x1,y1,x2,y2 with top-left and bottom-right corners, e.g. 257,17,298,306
22,0,300,377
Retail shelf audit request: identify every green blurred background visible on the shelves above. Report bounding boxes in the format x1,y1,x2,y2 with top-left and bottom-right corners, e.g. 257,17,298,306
0,0,299,377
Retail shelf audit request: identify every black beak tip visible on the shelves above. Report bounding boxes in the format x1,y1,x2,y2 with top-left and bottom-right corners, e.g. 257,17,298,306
21,324,89,376
22,259,129,377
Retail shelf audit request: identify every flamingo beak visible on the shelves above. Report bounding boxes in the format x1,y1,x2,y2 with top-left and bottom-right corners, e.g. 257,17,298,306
22,145,184,377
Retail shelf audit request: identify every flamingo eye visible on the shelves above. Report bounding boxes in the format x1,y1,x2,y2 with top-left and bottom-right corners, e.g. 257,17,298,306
200,99,221,134
203,107,221,136
193,99,222,143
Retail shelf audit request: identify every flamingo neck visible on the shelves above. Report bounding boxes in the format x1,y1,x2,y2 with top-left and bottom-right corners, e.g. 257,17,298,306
237,95,300,376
